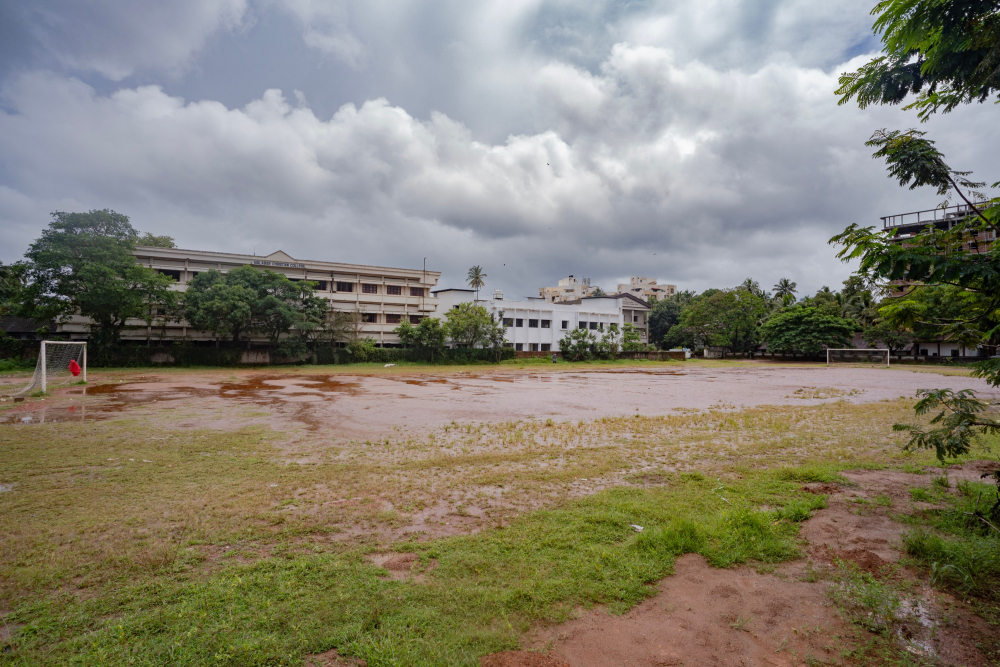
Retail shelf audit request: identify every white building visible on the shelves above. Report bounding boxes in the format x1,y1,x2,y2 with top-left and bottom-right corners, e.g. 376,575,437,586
434,289,651,351
54,247,440,346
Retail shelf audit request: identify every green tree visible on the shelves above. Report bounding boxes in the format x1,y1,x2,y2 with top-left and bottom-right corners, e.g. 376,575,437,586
0,261,30,318
559,327,596,361
183,266,314,346
483,310,509,362
836,0,1000,120
648,299,683,349
466,266,486,300
675,287,770,356
759,307,856,357
395,317,447,360
772,278,797,299
138,233,176,248
595,325,621,359
591,287,607,297
446,302,494,347
862,320,914,356
621,323,644,351
21,210,176,350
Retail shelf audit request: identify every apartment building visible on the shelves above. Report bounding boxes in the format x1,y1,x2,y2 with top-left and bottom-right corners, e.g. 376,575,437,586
434,289,650,351
615,276,677,301
539,275,598,303
54,247,440,345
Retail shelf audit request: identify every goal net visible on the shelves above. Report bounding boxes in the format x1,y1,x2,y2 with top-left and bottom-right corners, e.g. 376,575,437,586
826,348,890,367
0,341,86,397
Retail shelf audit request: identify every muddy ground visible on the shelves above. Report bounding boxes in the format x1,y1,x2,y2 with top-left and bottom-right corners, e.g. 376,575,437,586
2,363,996,439
483,463,1000,667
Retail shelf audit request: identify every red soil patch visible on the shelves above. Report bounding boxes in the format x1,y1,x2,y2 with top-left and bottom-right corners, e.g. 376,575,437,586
481,652,570,667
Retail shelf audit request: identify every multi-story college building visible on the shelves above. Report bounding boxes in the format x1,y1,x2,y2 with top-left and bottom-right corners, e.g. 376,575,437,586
53,247,441,346
883,203,995,358
434,289,651,351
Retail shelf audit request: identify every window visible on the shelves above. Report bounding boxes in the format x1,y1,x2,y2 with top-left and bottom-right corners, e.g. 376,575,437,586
541,343,551,352
541,320,550,328
578,321,587,329
633,315,639,323
385,314,401,324
362,313,378,323
156,269,181,281
336,282,354,292
561,320,569,329
504,343,514,348
314,280,329,291
515,318,523,327
515,343,523,351
362,283,378,294
530,343,539,351
503,318,514,327
409,315,422,324
386,285,402,295
528,319,538,328
598,322,604,330
920,348,928,356
951,349,960,357
410,287,424,297
589,322,598,330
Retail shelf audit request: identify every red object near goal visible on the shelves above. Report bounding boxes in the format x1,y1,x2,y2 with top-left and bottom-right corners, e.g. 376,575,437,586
68,359,81,376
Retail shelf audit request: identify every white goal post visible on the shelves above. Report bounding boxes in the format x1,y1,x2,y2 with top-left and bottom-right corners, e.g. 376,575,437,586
826,348,890,367
0,341,87,397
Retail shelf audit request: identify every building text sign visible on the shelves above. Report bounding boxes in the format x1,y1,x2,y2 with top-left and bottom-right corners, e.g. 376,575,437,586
252,260,306,268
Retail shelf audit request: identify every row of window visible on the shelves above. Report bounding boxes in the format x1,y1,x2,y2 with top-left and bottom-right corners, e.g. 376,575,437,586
502,318,552,328
153,270,426,297
509,343,552,351
335,282,425,297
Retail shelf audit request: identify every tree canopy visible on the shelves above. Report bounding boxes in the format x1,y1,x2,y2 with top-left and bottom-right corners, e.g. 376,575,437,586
836,0,1000,119
760,307,856,356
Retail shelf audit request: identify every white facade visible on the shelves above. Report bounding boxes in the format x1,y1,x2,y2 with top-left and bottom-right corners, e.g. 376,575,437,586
434,290,648,351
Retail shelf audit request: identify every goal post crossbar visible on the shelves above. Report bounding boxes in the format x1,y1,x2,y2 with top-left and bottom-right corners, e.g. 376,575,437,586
826,348,889,367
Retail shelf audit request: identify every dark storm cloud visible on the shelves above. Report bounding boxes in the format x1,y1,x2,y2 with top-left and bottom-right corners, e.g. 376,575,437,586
0,0,996,298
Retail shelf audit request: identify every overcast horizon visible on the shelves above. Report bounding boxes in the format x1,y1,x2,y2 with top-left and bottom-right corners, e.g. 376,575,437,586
1,1,996,299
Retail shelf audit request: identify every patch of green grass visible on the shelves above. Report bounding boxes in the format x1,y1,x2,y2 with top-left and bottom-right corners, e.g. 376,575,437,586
2,469,826,666
775,465,846,484
909,488,934,503
828,561,901,635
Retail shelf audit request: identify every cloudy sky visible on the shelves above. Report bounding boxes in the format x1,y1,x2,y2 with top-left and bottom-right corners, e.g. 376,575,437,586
1,1,996,297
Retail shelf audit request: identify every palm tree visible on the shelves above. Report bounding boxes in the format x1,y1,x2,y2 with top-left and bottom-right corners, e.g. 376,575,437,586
773,278,797,299
467,265,486,300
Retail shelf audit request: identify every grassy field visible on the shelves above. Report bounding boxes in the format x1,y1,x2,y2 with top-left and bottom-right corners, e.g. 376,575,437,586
0,360,996,665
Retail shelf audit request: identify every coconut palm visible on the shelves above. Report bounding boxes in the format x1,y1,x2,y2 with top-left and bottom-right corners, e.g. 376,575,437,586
773,278,797,299
467,265,486,300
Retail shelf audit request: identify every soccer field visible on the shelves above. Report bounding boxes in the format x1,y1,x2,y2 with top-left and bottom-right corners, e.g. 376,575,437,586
1,360,998,665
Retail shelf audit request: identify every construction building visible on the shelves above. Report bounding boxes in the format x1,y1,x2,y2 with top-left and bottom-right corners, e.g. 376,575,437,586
539,276,599,302
615,277,677,301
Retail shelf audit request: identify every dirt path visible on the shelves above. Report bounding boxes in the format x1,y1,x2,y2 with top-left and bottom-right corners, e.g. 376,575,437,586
3,364,996,439
489,462,999,667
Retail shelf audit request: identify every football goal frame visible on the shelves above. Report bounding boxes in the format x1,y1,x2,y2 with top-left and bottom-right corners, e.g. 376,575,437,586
826,348,889,367
39,341,87,393
0,341,89,397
